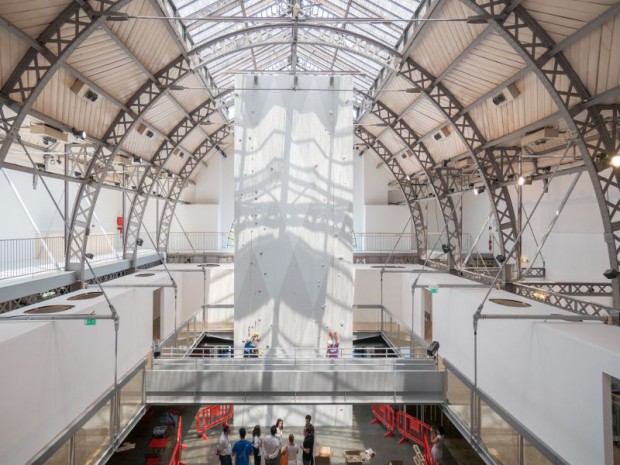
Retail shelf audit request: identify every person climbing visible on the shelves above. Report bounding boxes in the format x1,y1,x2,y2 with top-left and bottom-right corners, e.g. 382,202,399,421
326,331,340,358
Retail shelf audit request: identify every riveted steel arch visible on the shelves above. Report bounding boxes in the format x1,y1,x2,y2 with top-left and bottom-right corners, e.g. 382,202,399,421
462,0,619,305
66,55,192,277
189,24,401,62
0,0,133,163
354,127,428,257
156,124,232,252
364,97,463,267
398,57,519,267
124,96,225,264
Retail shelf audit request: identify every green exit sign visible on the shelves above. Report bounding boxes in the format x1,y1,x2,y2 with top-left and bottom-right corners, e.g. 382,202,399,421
429,286,438,294
84,318,97,326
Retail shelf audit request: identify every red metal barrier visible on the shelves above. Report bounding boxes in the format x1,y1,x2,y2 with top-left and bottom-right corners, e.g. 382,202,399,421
195,405,234,441
396,411,434,465
370,405,396,437
169,417,187,465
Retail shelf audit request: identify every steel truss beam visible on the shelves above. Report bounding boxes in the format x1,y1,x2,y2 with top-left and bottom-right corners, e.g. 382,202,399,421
0,0,133,164
364,98,462,266
66,55,193,278
124,96,225,264
188,24,402,69
354,127,428,257
521,282,612,297
396,57,519,270
156,124,232,252
461,0,620,308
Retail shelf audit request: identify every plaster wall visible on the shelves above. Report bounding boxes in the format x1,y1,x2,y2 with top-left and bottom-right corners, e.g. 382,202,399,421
0,285,155,465
355,266,620,465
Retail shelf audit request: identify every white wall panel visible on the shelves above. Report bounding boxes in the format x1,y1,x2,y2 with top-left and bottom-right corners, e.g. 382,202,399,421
234,75,354,351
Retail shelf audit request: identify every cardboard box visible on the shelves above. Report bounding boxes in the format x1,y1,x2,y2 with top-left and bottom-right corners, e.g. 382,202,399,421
344,451,362,465
315,447,331,465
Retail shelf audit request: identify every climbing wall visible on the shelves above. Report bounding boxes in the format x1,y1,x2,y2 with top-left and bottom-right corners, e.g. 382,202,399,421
234,74,354,352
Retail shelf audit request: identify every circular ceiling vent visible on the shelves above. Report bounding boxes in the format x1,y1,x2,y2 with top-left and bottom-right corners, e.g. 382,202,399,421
24,305,74,314
135,273,155,277
489,298,531,308
67,292,103,301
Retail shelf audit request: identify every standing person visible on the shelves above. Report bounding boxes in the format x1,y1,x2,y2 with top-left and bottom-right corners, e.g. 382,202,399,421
303,415,312,437
252,425,263,465
286,434,300,465
217,425,233,465
326,331,340,358
275,418,284,442
430,425,444,465
263,425,281,465
233,428,254,465
302,424,314,465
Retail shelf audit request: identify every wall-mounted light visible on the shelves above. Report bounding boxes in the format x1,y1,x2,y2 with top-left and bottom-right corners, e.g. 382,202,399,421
473,185,486,195
71,128,87,139
517,175,525,186
136,238,144,247
496,254,506,263
84,253,94,260
426,341,440,357
609,153,620,168
441,244,450,254
73,170,82,178
603,268,619,279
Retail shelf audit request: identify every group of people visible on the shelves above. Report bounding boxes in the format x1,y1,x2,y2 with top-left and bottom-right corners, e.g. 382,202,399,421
217,416,315,465
243,331,341,359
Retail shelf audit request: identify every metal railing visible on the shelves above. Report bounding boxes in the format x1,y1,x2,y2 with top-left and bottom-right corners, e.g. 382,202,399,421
167,232,231,252
154,347,436,372
0,232,158,280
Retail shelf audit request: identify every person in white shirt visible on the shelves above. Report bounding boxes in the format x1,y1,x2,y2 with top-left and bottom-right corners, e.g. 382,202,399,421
217,425,233,465
263,425,281,465
286,434,300,465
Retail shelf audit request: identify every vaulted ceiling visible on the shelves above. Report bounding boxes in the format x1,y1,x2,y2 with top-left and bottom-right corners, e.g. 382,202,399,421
0,0,619,278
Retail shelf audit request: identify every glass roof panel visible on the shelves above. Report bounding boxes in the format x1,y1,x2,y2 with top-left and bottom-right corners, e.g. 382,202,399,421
167,0,422,117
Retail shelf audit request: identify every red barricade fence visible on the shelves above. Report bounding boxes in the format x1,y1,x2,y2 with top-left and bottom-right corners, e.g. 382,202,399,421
370,404,396,437
195,404,234,441
169,417,187,465
370,406,436,465
396,411,434,464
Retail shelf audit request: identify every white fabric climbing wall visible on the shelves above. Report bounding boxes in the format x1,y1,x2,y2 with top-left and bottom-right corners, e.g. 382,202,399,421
234,74,354,352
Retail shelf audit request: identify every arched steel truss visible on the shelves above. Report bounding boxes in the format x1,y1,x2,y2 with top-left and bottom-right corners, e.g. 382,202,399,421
188,24,403,71
354,127,428,257
123,95,227,264
361,98,462,266
396,56,519,271
0,1,617,295
461,0,620,306
0,0,132,163
156,125,232,253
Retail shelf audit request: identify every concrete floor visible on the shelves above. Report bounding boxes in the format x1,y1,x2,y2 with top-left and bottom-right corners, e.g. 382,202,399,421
108,405,484,465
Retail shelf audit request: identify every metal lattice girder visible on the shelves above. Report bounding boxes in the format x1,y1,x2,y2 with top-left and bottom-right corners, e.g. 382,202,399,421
0,0,132,164
399,57,519,262
461,0,619,307
511,282,618,322
124,97,223,263
66,55,192,276
189,24,402,71
522,282,612,297
367,98,462,266
354,126,427,257
156,124,232,252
